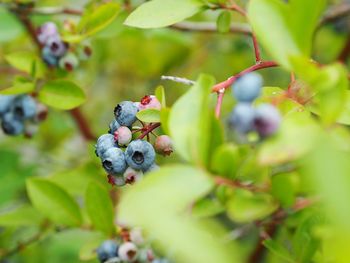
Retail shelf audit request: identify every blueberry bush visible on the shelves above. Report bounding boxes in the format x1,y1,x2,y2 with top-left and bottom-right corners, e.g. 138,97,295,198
1,0,350,262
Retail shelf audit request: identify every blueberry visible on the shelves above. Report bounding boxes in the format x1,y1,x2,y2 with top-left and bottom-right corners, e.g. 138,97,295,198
114,101,138,127
254,104,281,137
232,72,263,102
101,147,127,175
12,95,37,120
118,242,138,262
0,95,15,116
58,52,79,71
115,126,132,146
37,22,58,45
109,120,121,134
46,36,67,57
125,140,155,171
1,112,24,135
42,46,58,66
95,134,117,157
228,103,255,134
139,95,161,111
96,240,119,263
154,135,173,156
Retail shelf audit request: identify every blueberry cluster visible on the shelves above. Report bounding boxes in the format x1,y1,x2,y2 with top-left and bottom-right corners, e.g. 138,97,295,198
96,229,170,263
95,96,173,186
228,72,281,138
0,94,47,136
37,22,92,71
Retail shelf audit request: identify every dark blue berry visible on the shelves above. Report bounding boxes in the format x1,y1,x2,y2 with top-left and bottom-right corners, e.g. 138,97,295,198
12,95,37,120
95,134,117,157
125,140,155,171
114,101,138,127
1,112,24,135
228,103,255,134
46,36,67,57
254,104,281,137
42,46,58,66
109,120,121,134
96,240,119,263
101,147,127,175
232,73,263,102
0,95,15,116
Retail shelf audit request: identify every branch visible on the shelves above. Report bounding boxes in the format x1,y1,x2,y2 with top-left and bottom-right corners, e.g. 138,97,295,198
138,123,161,140
29,7,82,16
214,176,269,193
161,75,195,86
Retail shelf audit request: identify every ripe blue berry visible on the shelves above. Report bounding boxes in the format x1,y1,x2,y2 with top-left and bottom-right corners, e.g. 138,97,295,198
37,22,58,45
254,104,281,137
118,242,138,262
228,103,255,134
95,134,117,157
125,140,155,171
96,240,119,263
101,147,127,175
114,101,138,127
232,72,263,102
42,46,58,66
115,126,132,146
12,95,37,120
1,112,24,135
46,36,67,57
59,52,79,71
0,95,15,116
109,120,121,134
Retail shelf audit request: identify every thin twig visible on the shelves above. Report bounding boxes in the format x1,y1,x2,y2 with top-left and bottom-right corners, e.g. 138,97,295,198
138,123,161,140
161,75,195,86
214,176,269,192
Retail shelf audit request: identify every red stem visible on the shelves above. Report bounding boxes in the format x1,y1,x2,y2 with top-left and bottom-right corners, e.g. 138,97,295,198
215,91,225,119
212,61,279,92
252,33,261,62
138,123,161,140
214,176,268,192
70,108,96,141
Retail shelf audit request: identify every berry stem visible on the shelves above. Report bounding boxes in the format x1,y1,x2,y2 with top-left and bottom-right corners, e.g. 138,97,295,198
215,91,225,119
138,123,161,140
214,176,269,192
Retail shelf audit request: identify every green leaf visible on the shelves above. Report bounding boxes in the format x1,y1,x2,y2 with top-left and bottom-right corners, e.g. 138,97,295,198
263,239,295,263
136,109,161,123
217,11,231,33
155,85,166,108
248,0,326,69
0,7,24,42
119,165,240,263
5,51,46,78
271,173,298,208
124,0,204,29
211,144,240,179
0,77,35,95
337,91,350,125
227,189,278,223
85,182,115,236
38,80,86,110
192,198,225,218
169,74,215,166
26,178,82,226
0,205,44,226
160,107,171,135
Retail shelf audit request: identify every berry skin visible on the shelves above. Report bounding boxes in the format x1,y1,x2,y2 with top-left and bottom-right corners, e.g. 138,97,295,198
154,135,173,156
58,52,79,71
109,120,121,134
12,95,37,120
118,242,138,262
114,101,139,127
95,134,117,157
254,104,281,137
232,72,263,102
115,126,132,146
42,46,58,66
123,167,143,185
101,147,127,175
125,140,156,171
37,22,58,45
0,95,15,116
139,95,161,111
96,240,119,263
46,36,67,57
1,112,24,135
228,103,256,134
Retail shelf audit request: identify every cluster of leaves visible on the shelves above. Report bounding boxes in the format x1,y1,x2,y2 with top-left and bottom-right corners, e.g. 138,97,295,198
1,0,350,263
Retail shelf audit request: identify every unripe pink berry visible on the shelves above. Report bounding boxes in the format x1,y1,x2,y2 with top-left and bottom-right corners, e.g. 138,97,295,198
123,167,143,185
114,126,132,146
154,135,173,156
118,242,138,262
139,95,161,110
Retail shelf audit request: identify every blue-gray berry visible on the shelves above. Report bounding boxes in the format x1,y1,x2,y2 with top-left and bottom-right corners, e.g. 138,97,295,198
108,120,121,134
0,95,15,116
101,147,127,175
95,134,117,157
12,95,37,120
232,72,263,102
42,46,58,66
254,104,281,137
1,112,24,135
46,36,67,57
114,101,138,127
125,140,155,171
96,240,119,263
228,103,256,134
